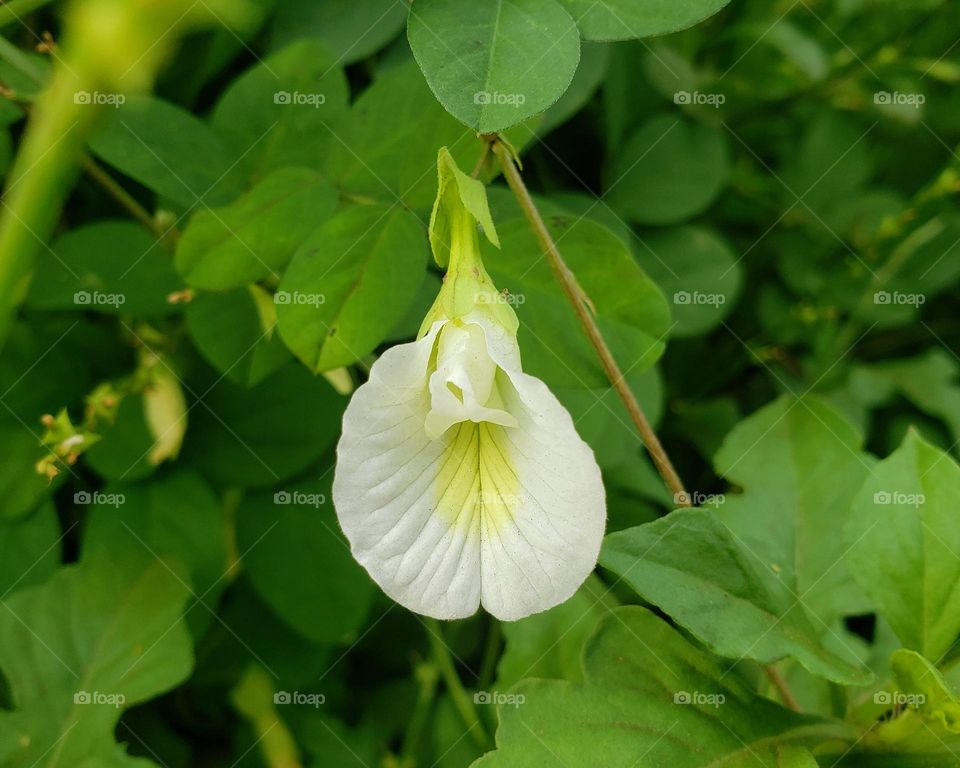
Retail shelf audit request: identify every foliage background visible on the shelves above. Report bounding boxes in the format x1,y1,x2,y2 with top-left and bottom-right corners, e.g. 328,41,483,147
1,0,960,766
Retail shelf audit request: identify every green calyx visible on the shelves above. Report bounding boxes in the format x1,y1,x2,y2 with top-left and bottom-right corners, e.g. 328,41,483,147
419,148,518,338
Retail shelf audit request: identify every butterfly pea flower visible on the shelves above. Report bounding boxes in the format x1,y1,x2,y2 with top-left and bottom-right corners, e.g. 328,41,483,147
332,149,605,621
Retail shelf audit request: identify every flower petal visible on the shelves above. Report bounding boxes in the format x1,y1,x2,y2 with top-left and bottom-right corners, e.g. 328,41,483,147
333,319,606,621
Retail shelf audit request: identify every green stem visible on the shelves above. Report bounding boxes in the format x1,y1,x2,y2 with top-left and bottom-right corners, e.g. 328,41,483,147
79,153,169,240
477,619,501,690
424,618,491,751
491,137,691,507
398,661,440,766
0,64,92,347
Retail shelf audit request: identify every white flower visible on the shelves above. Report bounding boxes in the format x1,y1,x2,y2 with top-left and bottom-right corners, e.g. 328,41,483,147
332,149,605,621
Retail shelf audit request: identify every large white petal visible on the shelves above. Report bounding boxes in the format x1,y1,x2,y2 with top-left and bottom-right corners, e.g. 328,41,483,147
333,319,606,621
470,316,606,621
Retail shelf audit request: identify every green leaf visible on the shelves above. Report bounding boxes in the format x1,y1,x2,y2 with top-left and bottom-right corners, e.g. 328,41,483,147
407,0,580,133
0,419,51,520
84,393,157,482
237,475,376,643
270,0,407,64
474,606,857,767
83,470,229,633
638,225,742,337
175,167,338,290
0,555,193,768
210,38,349,184
89,96,239,209
845,430,960,661
496,575,614,687
481,215,670,389
605,114,731,225
324,59,484,211
182,362,345,487
538,42,611,135
556,0,731,41
0,502,59,596
276,205,428,372
714,395,875,625
601,508,873,684
186,285,291,386
845,650,960,762
25,220,183,316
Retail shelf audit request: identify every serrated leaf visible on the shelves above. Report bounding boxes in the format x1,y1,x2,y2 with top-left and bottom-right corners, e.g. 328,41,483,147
474,606,857,767
601,508,873,684
407,0,580,132
176,167,337,290
845,430,960,661
714,395,875,625
276,205,428,372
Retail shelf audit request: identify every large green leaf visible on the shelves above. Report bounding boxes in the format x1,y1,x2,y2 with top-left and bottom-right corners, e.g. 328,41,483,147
714,396,875,625
407,0,580,132
0,419,52,520
481,215,670,389
474,606,856,767
270,0,407,63
210,38,349,184
175,167,337,290
25,220,183,316
638,225,742,337
601,508,873,684
182,362,345,487
185,286,291,386
0,502,59,596
324,59,483,210
83,470,229,633
496,575,614,688
605,114,731,225
0,555,193,767
237,476,376,644
89,96,239,209
845,430,960,661
557,0,731,41
276,205,428,372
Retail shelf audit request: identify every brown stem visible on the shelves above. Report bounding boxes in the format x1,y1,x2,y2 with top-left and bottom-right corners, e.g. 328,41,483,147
765,665,801,711
491,138,690,507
